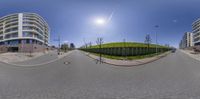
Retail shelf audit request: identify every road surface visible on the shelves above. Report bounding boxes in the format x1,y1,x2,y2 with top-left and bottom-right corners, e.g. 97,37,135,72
0,50,199,99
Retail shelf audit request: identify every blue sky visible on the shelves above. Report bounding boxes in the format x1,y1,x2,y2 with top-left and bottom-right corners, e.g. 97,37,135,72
1,0,200,47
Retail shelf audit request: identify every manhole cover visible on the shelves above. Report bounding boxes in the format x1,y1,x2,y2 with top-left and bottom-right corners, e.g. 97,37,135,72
64,61,70,65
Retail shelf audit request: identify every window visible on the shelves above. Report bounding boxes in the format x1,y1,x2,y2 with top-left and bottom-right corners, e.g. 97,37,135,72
0,42,4,45
5,23,18,28
5,27,18,33
23,26,33,30
34,34,43,40
26,39,30,44
21,40,26,44
9,40,19,45
5,33,18,39
0,36,3,40
23,32,33,37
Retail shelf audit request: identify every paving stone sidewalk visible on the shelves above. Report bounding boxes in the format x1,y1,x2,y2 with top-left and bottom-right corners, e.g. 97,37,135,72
84,51,171,66
0,51,54,63
0,50,72,66
180,49,200,61
11,51,72,66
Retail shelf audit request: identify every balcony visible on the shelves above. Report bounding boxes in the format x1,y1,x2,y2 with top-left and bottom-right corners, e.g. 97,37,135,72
4,25,18,30
5,19,18,25
23,23,44,33
5,26,18,32
4,30,18,34
23,29,44,38
23,17,44,27
23,21,43,29
4,32,18,40
5,22,18,27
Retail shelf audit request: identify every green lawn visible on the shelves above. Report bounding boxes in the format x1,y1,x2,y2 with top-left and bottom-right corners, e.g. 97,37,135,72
88,42,168,49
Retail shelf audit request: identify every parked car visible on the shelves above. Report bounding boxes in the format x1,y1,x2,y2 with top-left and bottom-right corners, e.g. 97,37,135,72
171,48,176,53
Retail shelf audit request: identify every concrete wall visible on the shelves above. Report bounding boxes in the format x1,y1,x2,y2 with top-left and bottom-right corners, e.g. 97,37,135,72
193,46,200,52
0,45,8,53
0,44,49,53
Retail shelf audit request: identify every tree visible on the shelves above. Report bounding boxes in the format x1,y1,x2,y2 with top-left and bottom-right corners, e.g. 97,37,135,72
145,34,152,52
96,38,103,64
70,43,75,50
84,44,88,48
61,43,69,52
89,42,92,48
164,44,170,47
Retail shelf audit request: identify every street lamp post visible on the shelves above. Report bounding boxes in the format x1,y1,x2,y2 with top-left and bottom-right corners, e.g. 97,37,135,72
156,31,158,54
155,25,159,54
58,35,61,55
54,34,61,55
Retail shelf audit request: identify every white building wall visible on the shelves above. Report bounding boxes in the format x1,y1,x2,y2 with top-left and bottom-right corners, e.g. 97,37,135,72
180,32,193,49
18,13,23,38
2,21,5,39
0,13,50,45
192,19,200,46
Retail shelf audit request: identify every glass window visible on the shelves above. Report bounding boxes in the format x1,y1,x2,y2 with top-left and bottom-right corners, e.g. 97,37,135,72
21,40,26,44
26,39,29,44
9,40,19,45
23,32,33,37
5,33,18,39
0,42,4,45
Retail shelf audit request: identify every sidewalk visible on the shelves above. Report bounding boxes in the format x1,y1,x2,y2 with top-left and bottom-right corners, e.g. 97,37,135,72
0,50,72,66
11,51,71,66
0,51,54,63
84,51,171,66
180,49,200,61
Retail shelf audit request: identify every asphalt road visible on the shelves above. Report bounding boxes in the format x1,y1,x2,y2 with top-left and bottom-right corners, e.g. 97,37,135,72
0,50,200,99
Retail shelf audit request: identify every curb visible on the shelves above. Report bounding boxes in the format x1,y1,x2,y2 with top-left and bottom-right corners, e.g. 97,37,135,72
0,51,73,67
82,51,171,67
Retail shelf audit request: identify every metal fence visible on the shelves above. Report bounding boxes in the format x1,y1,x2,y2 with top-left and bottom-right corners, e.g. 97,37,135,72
81,47,171,56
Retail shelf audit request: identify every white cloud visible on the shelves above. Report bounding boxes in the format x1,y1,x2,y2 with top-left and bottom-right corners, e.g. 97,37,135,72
63,40,69,43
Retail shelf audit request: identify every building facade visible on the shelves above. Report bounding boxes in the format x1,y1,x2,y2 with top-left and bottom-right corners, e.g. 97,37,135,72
192,19,200,46
179,32,193,49
0,13,50,52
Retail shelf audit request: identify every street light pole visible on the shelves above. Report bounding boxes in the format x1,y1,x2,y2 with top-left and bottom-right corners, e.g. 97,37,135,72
155,25,159,54
59,35,61,55
57,34,61,55
53,34,61,55
156,31,158,54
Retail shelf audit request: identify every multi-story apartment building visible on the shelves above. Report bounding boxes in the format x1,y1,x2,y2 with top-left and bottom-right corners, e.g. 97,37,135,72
179,32,193,49
179,40,183,49
192,19,200,46
0,13,50,52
